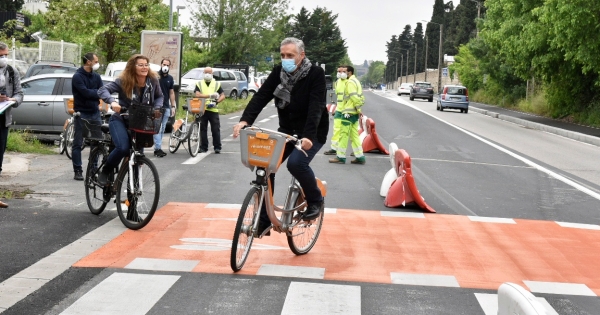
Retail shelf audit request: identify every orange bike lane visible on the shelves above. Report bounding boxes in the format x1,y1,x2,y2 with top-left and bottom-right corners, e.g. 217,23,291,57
74,202,600,295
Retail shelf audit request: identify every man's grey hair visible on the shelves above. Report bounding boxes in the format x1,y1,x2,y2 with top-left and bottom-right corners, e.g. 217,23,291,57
280,37,305,54
0,42,8,51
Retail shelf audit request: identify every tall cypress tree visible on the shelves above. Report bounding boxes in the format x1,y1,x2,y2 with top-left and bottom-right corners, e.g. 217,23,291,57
413,23,425,73
425,0,445,69
0,0,24,11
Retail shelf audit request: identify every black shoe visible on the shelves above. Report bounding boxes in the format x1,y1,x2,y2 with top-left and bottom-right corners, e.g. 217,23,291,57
98,167,110,186
215,149,221,154
323,149,336,155
303,202,323,221
154,149,167,157
257,221,271,237
199,149,208,153
74,170,83,181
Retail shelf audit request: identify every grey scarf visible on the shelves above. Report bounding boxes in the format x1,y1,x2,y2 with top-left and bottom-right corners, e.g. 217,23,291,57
274,57,312,109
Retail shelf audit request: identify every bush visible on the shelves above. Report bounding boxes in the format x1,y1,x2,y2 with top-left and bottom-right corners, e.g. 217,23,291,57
6,129,54,154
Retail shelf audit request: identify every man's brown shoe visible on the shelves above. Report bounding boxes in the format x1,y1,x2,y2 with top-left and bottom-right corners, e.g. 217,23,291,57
350,157,366,165
0,200,8,208
329,157,346,164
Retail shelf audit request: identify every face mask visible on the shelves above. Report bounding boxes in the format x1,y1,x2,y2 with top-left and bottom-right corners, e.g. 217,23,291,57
204,73,213,81
282,59,297,73
92,63,100,71
336,72,342,79
340,73,348,80
161,66,169,74
0,57,7,68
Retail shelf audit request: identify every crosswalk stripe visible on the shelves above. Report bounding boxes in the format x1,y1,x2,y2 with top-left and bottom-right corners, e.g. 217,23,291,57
60,273,180,315
523,280,596,296
124,258,199,272
380,211,425,218
555,221,600,230
257,264,325,279
390,273,460,287
468,216,516,224
281,282,361,315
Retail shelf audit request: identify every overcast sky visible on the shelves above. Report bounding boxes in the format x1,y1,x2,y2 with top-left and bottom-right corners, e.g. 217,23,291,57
164,0,435,65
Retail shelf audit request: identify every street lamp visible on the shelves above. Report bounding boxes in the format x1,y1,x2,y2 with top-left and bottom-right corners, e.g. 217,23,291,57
469,0,482,37
413,42,417,84
423,20,443,94
424,36,428,82
176,5,186,31
398,48,409,85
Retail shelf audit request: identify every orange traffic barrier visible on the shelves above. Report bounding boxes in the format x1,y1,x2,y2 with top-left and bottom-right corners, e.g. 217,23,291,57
384,148,435,212
362,118,389,155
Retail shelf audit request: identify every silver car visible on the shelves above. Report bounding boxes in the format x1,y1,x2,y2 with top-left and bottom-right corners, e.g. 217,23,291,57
437,85,469,113
12,73,114,133
179,67,239,99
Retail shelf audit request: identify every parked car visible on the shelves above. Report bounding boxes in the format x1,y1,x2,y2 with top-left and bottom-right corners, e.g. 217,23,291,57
104,61,161,78
233,70,249,99
179,67,239,99
437,85,469,113
247,76,262,96
409,81,434,102
23,60,78,79
12,73,116,133
397,83,413,96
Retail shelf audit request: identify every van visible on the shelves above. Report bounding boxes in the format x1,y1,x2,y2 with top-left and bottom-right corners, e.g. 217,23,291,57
104,62,161,78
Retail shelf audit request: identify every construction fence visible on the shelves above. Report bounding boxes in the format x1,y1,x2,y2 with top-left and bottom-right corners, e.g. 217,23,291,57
6,37,81,76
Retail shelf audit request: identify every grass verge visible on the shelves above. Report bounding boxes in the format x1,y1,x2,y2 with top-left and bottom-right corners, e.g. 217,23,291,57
7,129,55,154
0,186,33,199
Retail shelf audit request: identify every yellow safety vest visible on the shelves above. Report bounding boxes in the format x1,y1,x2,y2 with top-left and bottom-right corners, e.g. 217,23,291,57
341,75,364,115
196,80,221,113
334,78,347,105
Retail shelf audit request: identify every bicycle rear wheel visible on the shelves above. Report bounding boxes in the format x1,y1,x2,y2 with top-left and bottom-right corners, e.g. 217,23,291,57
59,129,67,154
115,156,160,230
65,121,75,159
231,186,261,272
85,146,109,215
169,127,182,153
286,194,324,255
188,122,200,157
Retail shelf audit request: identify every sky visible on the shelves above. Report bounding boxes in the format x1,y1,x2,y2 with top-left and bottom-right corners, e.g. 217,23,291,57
163,0,435,65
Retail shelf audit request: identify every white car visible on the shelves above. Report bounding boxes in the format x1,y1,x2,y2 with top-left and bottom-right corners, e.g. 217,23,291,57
104,61,161,78
397,83,413,96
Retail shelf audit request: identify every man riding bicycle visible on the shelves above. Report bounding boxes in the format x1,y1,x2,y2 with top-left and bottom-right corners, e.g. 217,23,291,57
233,37,328,235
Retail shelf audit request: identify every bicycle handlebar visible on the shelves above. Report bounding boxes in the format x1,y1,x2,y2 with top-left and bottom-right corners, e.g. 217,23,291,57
242,125,308,157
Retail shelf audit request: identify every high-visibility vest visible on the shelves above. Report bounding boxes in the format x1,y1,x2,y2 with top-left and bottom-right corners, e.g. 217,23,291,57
341,75,364,115
196,80,221,113
334,78,347,105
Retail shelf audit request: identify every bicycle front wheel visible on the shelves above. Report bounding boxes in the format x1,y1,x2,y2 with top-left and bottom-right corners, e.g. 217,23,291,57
287,194,324,255
59,130,67,154
115,156,160,230
169,127,182,153
65,122,75,159
85,146,109,215
231,186,261,272
188,122,200,157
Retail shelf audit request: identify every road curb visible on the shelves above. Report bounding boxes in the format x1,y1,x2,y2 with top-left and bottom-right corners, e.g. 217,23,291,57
469,106,600,147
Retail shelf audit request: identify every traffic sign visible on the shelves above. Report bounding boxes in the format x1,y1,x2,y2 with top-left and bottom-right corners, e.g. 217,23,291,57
442,68,448,77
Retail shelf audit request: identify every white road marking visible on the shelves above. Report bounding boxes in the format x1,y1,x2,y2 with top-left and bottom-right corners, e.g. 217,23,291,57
170,238,287,251
182,152,210,164
269,114,278,118
324,207,337,214
555,221,600,230
390,273,460,287
124,258,199,272
257,264,325,279
468,216,516,224
60,273,179,315
229,115,240,119
258,118,269,123
281,282,361,315
206,203,242,209
390,96,600,202
523,280,596,296
380,211,425,218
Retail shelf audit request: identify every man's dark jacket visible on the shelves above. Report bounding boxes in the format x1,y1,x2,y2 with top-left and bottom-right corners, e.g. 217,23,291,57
72,67,103,114
240,64,328,143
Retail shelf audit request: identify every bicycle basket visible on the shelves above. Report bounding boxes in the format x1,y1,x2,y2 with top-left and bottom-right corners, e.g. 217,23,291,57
81,119,104,140
135,132,154,149
240,129,287,173
128,104,160,134
64,98,74,115
186,98,205,115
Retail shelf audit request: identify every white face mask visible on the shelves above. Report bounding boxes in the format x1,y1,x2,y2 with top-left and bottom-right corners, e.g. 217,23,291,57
336,72,342,79
92,63,100,71
340,72,348,80
0,57,7,68
161,66,169,74
204,73,213,81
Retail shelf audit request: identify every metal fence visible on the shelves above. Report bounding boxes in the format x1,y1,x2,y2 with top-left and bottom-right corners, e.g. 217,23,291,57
6,37,81,76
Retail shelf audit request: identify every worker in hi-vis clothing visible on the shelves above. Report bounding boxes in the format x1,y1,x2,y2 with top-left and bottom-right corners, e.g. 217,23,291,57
328,65,365,164
324,65,348,155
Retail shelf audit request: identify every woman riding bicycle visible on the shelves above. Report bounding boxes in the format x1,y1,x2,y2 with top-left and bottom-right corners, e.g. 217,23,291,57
233,37,329,235
97,54,163,185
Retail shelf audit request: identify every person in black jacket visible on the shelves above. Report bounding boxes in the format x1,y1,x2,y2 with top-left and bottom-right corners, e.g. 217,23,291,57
233,37,328,235
71,52,103,180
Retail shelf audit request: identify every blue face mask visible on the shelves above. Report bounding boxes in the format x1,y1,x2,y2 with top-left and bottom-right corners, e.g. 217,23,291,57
282,58,297,73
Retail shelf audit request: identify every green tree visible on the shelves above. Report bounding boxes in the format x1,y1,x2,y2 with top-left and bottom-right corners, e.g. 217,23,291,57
362,60,384,87
189,0,290,65
0,0,24,11
287,6,347,75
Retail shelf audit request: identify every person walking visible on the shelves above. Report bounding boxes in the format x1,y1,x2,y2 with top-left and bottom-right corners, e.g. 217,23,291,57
233,37,328,235
71,52,103,180
0,41,24,180
323,65,348,155
329,65,365,164
194,67,224,154
153,58,176,157
97,54,163,185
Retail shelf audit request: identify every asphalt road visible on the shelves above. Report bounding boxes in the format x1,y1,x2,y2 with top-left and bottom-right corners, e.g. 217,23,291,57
1,91,600,314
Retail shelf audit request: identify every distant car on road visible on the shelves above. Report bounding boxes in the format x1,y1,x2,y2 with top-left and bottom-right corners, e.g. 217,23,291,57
23,60,78,79
397,83,413,96
410,81,434,102
437,85,469,113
